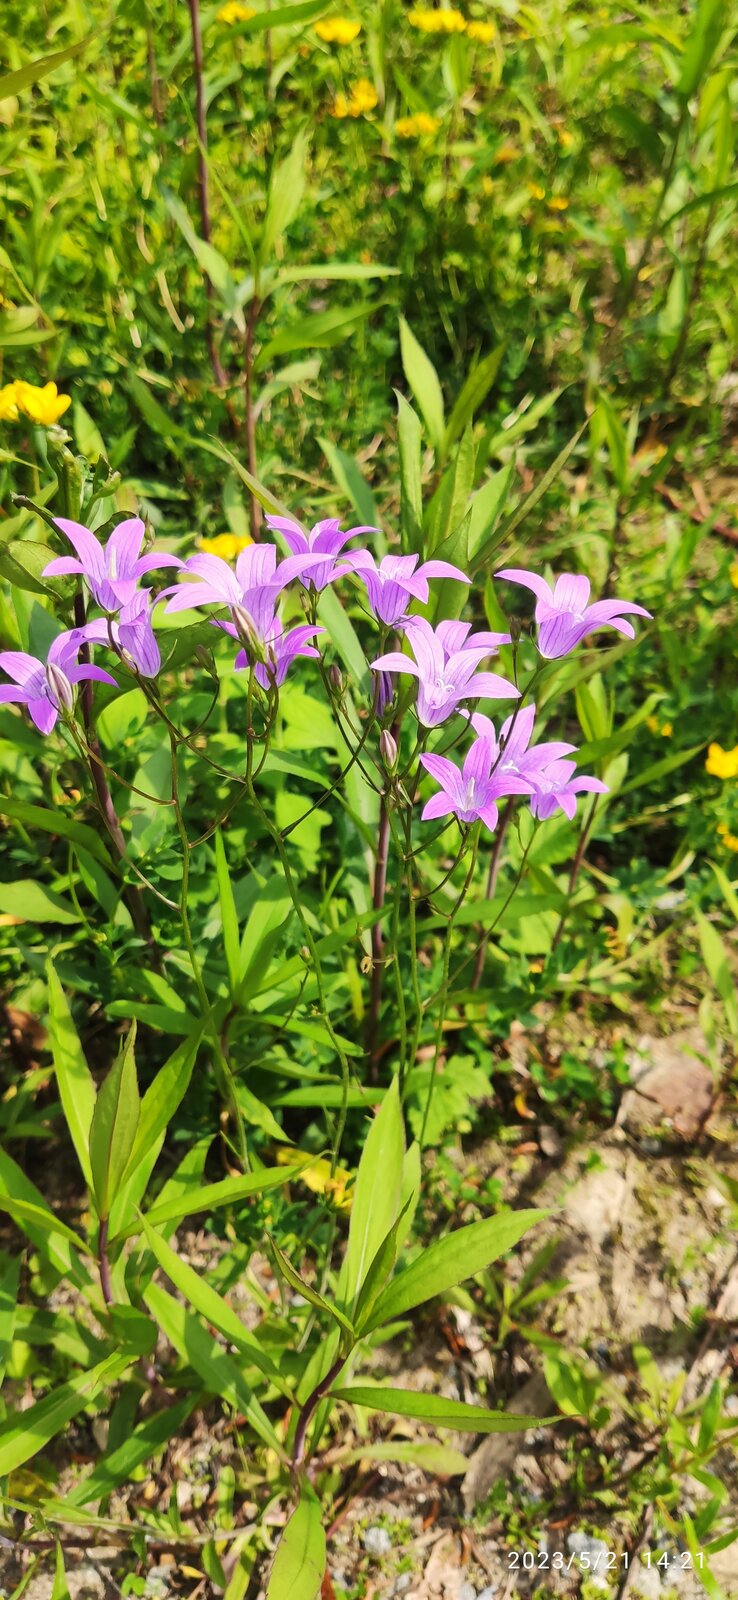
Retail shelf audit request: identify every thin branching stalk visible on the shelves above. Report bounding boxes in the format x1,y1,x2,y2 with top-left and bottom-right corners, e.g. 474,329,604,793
169,732,249,1169
187,0,229,390
471,796,514,989
291,1354,346,1470
551,793,600,952
98,1218,113,1307
420,831,479,1147
243,296,262,540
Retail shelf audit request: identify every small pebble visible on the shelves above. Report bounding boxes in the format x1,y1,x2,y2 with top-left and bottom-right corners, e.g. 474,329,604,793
477,1587,499,1600
459,1584,478,1600
394,1578,413,1595
364,1525,392,1558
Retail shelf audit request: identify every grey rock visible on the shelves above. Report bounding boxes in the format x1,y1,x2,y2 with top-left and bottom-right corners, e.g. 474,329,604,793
477,1588,499,1600
364,1525,392,1558
459,1585,478,1600
394,1577,413,1595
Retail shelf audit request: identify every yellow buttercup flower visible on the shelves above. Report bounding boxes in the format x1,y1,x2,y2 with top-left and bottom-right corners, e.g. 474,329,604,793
217,1,256,21
13,381,71,426
276,1149,353,1211
408,6,467,32
199,533,253,560
730,561,738,589
557,127,574,148
706,743,738,780
547,195,569,211
721,829,738,853
466,19,495,40
332,77,377,116
395,112,440,138
316,16,361,42
528,181,546,201
0,383,20,422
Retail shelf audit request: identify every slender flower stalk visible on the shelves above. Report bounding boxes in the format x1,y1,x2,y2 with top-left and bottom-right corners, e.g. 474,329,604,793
420,831,479,1146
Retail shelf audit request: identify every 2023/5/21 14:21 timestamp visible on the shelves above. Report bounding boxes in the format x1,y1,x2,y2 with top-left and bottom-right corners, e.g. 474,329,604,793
507,1550,706,1573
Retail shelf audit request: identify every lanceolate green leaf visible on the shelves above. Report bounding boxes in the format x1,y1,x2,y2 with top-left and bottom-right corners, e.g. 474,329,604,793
116,1162,309,1241
399,317,445,452
332,1386,558,1434
269,1237,354,1340
0,1151,90,1284
0,38,93,100
0,1256,21,1388
362,1209,546,1331
266,1488,326,1600
46,960,96,1190
0,1353,134,1476
342,1076,404,1308
140,1217,289,1392
88,1026,140,1220
261,131,310,263
143,1283,282,1455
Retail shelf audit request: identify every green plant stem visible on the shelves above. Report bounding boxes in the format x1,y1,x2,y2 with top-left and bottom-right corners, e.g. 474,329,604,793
419,832,479,1147
243,708,352,1178
402,809,424,1089
169,733,249,1169
244,299,262,540
471,797,514,989
550,794,600,952
291,1353,346,1470
187,0,228,389
98,1218,113,1307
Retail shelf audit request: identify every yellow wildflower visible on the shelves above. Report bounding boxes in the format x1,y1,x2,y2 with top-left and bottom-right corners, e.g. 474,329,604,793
316,16,361,42
494,142,518,164
395,112,440,138
721,830,738,852
199,533,253,560
646,715,659,735
661,722,673,738
717,822,729,835
217,1,256,21
730,561,738,589
547,195,569,211
13,381,71,426
706,743,738,780
557,127,574,148
276,1149,353,1210
408,7,467,33
528,181,546,201
332,77,378,116
466,18,495,39
0,383,19,422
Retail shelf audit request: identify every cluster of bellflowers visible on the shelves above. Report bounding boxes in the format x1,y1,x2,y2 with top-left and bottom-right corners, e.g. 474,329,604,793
0,512,650,833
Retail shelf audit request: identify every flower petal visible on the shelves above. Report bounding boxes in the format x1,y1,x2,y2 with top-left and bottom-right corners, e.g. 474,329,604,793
107,517,146,577
0,651,43,685
496,567,553,604
553,573,590,612
53,518,105,580
42,556,85,578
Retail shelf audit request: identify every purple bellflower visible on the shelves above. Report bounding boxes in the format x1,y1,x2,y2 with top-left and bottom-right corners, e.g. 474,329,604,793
164,543,306,646
469,702,577,783
83,590,162,678
265,515,377,592
528,758,608,820
0,630,117,734
350,551,470,626
434,618,511,657
371,616,519,728
44,517,182,612
496,569,651,660
420,737,534,830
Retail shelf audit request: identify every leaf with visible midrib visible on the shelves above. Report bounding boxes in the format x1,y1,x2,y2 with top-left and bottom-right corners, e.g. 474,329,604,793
89,1026,140,1220
362,1209,546,1331
266,1489,326,1600
47,960,96,1189
332,1385,560,1434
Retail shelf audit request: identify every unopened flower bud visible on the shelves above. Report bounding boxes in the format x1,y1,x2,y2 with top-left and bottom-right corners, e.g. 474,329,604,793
328,663,344,694
380,729,398,771
46,663,75,712
232,604,266,663
194,645,218,678
509,615,523,644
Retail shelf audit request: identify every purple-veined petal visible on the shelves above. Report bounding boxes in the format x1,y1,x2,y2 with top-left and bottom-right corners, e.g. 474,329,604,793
496,567,553,604
67,664,119,687
165,583,232,614
371,651,422,679
106,517,145,578
236,542,279,591
552,573,591,612
420,751,464,794
418,559,470,584
462,738,494,785
437,620,470,655
183,553,242,601
0,651,43,685
421,792,457,822
584,599,651,624
28,697,58,734
43,556,85,578
132,551,184,577
536,613,589,659
402,617,445,680
570,774,608,795
460,670,520,701
479,802,500,831
53,518,106,581
0,685,29,704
